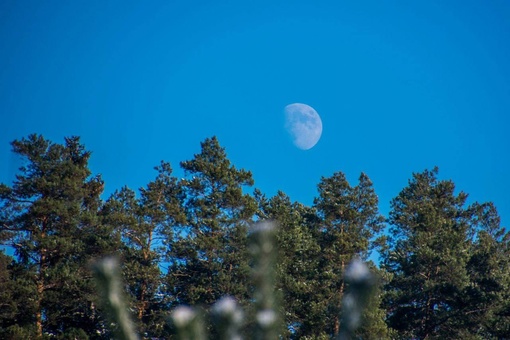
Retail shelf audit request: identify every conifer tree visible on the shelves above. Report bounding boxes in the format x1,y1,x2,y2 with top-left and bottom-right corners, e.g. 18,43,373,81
0,251,16,335
355,263,395,340
0,134,113,338
255,190,322,339
0,256,40,338
102,187,161,337
313,171,386,338
164,137,257,309
460,202,510,338
101,161,185,338
383,167,476,338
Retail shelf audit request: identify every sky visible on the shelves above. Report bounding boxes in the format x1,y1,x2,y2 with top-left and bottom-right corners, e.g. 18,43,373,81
1,0,509,231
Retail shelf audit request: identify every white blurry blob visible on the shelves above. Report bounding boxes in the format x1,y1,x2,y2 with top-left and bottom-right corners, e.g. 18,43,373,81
171,306,195,327
344,257,371,283
256,309,277,328
212,296,243,324
284,103,323,150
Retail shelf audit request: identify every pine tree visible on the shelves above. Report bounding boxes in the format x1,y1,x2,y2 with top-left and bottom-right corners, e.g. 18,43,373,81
0,256,40,338
382,167,476,338
255,190,323,339
102,187,161,337
0,251,17,336
313,171,386,338
356,263,395,340
460,202,510,338
0,134,113,338
101,161,185,338
164,137,257,309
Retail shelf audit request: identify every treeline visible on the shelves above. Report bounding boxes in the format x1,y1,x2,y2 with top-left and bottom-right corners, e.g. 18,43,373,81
0,134,509,339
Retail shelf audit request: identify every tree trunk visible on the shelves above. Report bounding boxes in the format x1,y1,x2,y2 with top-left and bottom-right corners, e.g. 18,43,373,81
36,255,46,338
138,288,146,321
35,300,43,338
138,232,152,321
36,224,47,339
333,258,345,337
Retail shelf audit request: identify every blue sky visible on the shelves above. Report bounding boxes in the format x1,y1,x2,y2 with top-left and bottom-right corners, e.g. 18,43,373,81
1,0,509,230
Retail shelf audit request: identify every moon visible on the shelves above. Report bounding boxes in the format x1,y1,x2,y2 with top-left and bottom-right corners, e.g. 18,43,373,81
284,103,323,150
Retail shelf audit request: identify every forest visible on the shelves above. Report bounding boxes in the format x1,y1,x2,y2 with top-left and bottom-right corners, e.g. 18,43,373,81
0,134,509,339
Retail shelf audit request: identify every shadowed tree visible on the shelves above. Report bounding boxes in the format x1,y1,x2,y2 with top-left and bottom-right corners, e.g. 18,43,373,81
164,137,258,310
381,167,497,339
313,171,386,338
459,202,510,338
0,134,115,338
0,251,17,336
101,161,185,338
255,190,323,339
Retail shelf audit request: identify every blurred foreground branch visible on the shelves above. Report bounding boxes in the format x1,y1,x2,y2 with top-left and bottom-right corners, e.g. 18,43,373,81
93,222,374,339
93,257,139,340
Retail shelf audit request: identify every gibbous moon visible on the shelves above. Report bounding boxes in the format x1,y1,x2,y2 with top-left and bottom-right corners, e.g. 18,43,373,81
284,103,323,150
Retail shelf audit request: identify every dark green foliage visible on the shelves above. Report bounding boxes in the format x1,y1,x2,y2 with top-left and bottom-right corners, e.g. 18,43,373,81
382,167,510,339
255,190,323,338
93,258,139,340
101,161,186,338
383,168,472,338
1,135,508,339
355,265,396,340
313,172,388,338
102,187,163,337
0,251,17,336
0,259,39,338
0,134,115,338
461,202,510,338
165,137,258,308
249,222,279,339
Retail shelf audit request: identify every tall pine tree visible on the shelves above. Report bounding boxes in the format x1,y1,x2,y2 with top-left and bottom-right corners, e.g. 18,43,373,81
101,161,185,338
383,167,478,338
0,134,114,338
0,251,17,336
255,190,322,339
164,137,257,309
460,202,510,338
313,171,386,338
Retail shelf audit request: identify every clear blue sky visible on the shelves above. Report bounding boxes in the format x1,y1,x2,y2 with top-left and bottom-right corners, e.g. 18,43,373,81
1,1,509,229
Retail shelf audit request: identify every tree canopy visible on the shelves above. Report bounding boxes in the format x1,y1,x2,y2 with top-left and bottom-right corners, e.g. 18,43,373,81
1,135,508,339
